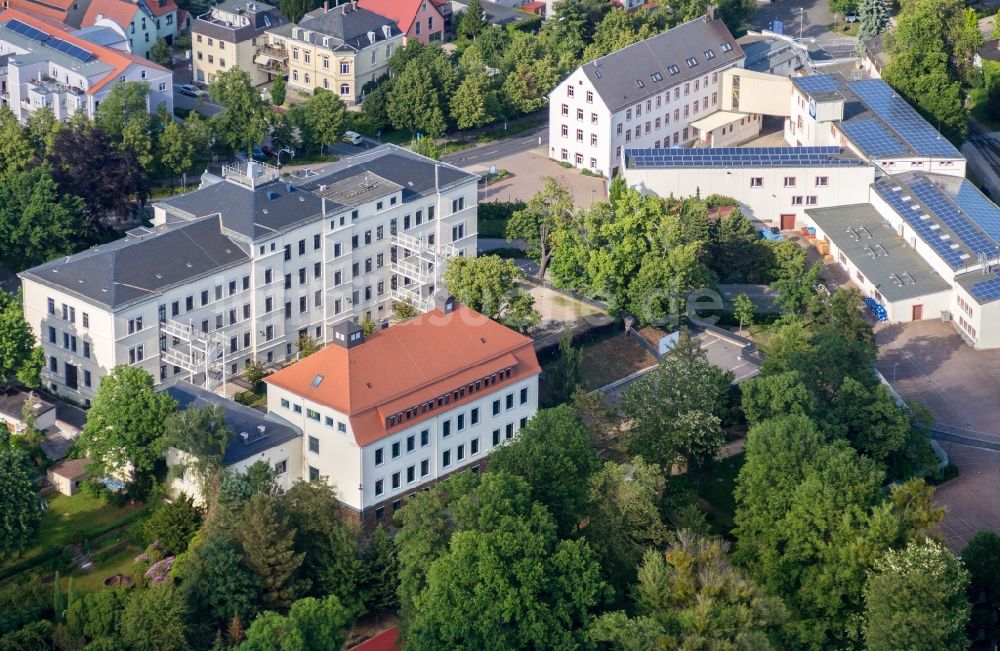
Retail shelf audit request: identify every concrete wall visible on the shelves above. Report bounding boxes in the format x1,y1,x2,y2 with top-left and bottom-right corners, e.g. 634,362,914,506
625,163,875,228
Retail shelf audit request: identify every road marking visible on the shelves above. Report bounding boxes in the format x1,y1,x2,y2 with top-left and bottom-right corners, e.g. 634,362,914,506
700,337,720,348
521,138,536,144
482,150,499,155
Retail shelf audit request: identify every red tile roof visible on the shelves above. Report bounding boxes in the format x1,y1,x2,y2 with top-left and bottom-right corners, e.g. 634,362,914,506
265,305,541,447
82,0,139,32
357,0,421,35
349,627,400,651
0,8,169,94
144,0,178,19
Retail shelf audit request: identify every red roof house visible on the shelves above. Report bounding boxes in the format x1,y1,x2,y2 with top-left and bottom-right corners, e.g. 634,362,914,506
358,0,443,45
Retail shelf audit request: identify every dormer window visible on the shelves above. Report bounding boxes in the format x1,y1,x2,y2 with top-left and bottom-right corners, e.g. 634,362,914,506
704,49,715,59
635,79,644,88
650,72,662,82
685,57,698,67
720,42,733,52
667,64,679,75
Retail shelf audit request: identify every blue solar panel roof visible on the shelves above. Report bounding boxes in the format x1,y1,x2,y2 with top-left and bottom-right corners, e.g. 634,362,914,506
848,80,961,158
955,180,1000,245
793,74,840,95
2,18,95,62
840,119,907,156
625,146,863,169
873,176,1000,270
969,271,1000,302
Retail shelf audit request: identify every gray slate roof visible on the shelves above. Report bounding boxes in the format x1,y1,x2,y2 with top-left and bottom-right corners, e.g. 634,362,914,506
290,5,400,51
296,145,478,200
806,204,951,303
578,14,744,114
193,0,282,43
164,382,301,466
21,216,248,311
160,176,327,240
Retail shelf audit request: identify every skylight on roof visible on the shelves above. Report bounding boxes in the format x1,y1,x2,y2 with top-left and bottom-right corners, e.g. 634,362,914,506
650,72,663,82
704,49,715,59
667,64,679,75
685,57,698,67
720,42,732,52
635,79,645,88
311,374,324,387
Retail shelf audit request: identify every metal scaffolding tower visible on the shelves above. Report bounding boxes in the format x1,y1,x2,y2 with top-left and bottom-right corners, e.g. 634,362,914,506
160,319,229,391
390,232,456,312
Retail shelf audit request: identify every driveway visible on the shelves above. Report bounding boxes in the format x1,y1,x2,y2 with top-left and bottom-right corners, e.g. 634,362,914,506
173,86,222,117
935,440,1000,551
876,320,1000,442
752,0,857,58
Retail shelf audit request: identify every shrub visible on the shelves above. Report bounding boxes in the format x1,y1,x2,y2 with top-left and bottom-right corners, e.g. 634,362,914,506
234,391,258,407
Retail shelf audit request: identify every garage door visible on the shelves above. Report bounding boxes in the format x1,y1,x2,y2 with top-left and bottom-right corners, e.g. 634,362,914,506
780,214,796,230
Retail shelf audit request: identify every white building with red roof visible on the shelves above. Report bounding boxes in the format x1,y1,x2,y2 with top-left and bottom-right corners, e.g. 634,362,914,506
0,8,172,122
82,0,180,60
265,296,540,528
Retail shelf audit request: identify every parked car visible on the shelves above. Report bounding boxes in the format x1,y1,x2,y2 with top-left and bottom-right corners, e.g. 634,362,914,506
343,131,363,145
261,144,278,158
178,84,205,98
252,146,267,160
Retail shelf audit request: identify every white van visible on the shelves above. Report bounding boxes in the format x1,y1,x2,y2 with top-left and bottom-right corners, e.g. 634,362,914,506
343,131,363,145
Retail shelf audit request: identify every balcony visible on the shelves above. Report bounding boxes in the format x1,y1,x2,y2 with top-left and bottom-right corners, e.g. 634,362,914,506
255,44,287,73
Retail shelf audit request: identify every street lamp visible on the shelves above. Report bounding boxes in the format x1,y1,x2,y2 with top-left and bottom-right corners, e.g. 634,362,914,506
799,7,804,41
893,362,899,383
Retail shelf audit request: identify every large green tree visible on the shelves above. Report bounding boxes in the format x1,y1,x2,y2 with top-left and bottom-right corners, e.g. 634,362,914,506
359,525,399,615
0,290,44,389
590,531,786,650
583,457,672,596
95,81,156,168
450,71,499,130
142,495,202,555
78,365,177,483
233,493,308,611
883,0,967,141
0,441,40,558
178,531,259,634
239,595,352,651
297,90,347,153
387,63,447,138
863,539,971,651
621,332,732,471
120,585,191,651
210,68,272,154
856,0,889,55
505,177,573,281
165,403,231,502
0,165,86,271
443,255,539,332
404,488,607,649
489,405,600,537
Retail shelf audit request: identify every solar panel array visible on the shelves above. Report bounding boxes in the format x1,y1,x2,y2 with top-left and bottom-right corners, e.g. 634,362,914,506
873,179,970,269
840,119,907,156
848,80,961,157
970,271,1000,302
907,177,999,256
3,18,95,62
793,75,840,95
956,180,1000,245
626,146,862,168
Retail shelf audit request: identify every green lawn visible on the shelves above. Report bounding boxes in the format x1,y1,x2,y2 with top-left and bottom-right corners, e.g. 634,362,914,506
70,545,144,593
694,453,744,538
970,87,1000,132
4,493,144,570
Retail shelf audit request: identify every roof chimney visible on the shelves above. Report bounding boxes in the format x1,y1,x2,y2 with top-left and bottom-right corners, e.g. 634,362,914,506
351,0,357,10
707,5,719,21
323,0,328,12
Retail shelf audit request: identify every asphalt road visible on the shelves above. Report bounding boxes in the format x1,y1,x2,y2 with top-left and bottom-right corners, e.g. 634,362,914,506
751,0,858,59
442,126,548,167
173,86,222,117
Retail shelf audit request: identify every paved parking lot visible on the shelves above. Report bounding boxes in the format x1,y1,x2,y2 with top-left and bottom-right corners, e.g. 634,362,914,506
935,440,1000,551
463,146,608,209
875,320,1000,441
696,330,761,382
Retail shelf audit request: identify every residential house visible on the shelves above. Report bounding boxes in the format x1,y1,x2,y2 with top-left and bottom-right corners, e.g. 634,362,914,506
4,0,90,28
0,8,173,122
548,8,746,177
82,0,179,60
261,2,401,105
192,0,282,86
264,296,541,528
164,381,302,503
19,145,479,403
357,0,444,45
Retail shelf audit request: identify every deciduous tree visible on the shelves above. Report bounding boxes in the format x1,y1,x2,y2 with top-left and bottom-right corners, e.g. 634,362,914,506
0,441,40,558
444,255,539,332
179,531,259,633
0,290,44,389
863,539,971,651
489,405,600,536
269,75,286,106
210,69,271,155
120,585,191,651
450,71,497,129
590,531,786,650
506,177,573,281
78,365,178,483
387,63,446,138
360,525,399,615
142,495,202,555
298,90,346,153
0,166,86,271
